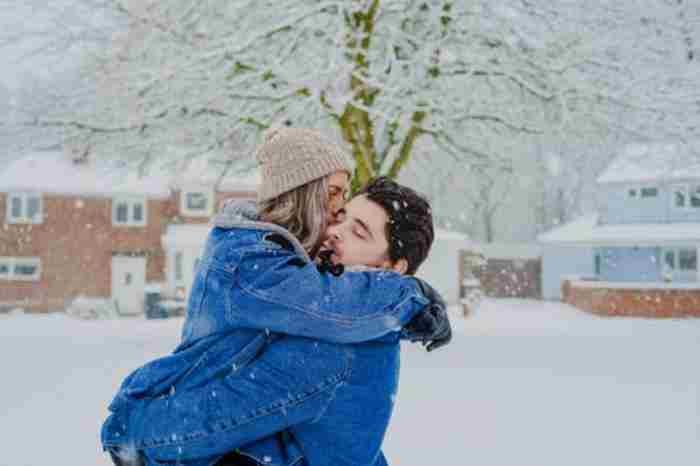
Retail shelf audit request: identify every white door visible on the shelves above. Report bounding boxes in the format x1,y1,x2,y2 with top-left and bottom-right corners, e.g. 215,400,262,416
171,247,203,298
112,256,147,315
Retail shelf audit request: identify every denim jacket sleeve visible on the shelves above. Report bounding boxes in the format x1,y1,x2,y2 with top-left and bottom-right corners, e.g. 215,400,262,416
226,242,430,344
129,336,350,464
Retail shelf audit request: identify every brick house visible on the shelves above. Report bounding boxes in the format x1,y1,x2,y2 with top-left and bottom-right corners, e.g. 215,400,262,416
0,151,257,313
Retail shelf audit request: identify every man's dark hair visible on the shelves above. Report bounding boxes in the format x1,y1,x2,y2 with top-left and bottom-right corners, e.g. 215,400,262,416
357,177,434,275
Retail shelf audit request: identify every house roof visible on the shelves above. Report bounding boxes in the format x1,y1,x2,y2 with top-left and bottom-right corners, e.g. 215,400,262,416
0,152,171,198
0,152,260,198
597,142,700,184
538,213,700,245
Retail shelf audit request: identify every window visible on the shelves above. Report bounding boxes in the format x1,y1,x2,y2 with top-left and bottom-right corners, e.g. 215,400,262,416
628,189,637,198
594,252,602,275
673,185,687,209
679,249,697,271
664,250,676,270
671,185,700,209
0,257,41,281
691,186,700,208
6,192,42,224
640,187,658,198
663,248,697,271
112,197,147,226
180,189,213,217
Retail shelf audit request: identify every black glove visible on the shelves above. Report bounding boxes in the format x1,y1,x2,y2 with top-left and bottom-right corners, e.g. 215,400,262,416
403,278,452,352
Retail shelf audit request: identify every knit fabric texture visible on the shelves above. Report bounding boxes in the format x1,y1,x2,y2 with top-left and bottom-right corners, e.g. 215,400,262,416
255,127,352,202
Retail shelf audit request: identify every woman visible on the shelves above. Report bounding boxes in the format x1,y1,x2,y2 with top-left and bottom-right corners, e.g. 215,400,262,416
102,128,448,465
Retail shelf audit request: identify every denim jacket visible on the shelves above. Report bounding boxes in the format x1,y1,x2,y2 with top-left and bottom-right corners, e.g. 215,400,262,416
102,201,429,465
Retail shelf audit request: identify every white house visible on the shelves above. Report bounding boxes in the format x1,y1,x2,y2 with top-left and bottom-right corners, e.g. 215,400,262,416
539,142,700,300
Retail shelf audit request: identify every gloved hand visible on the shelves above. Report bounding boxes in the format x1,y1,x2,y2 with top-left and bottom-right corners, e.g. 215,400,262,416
403,278,452,352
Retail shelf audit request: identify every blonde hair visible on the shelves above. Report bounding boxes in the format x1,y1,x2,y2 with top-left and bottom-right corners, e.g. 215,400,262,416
258,176,329,258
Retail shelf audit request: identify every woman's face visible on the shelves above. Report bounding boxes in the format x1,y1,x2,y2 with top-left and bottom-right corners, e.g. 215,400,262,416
322,194,393,269
327,171,350,222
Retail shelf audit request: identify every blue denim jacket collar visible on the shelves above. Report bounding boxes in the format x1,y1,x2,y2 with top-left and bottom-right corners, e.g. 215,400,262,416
211,199,310,262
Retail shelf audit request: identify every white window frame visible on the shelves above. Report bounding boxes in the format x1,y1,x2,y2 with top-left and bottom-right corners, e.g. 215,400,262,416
0,257,41,281
640,186,658,198
112,196,147,227
661,247,698,281
6,192,43,224
180,188,214,217
0,258,10,279
690,185,700,209
671,184,690,210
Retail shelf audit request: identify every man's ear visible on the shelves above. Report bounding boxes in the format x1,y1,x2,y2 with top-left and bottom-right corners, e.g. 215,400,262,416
390,258,409,275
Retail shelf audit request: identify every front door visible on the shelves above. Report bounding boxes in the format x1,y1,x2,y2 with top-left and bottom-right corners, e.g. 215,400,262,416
111,256,147,315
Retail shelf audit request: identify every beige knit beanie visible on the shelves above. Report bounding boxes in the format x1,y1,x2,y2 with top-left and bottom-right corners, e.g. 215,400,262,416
255,127,353,202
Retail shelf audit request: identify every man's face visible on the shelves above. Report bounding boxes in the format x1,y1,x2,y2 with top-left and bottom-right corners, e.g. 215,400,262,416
323,194,394,270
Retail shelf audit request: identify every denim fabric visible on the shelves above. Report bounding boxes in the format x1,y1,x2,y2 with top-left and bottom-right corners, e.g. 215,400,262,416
238,337,403,466
102,218,429,466
288,338,401,466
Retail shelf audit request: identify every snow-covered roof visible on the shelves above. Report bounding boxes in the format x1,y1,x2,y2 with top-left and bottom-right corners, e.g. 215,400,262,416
0,152,259,198
0,152,171,198
162,224,211,248
597,142,700,184
538,213,700,245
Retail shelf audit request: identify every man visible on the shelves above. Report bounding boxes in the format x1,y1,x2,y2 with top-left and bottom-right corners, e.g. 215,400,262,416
219,177,446,466
104,177,449,466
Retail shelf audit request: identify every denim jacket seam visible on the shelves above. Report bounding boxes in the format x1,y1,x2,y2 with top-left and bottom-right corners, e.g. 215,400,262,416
138,371,348,449
239,281,424,327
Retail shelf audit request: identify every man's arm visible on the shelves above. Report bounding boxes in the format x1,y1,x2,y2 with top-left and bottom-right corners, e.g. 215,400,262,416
218,242,433,343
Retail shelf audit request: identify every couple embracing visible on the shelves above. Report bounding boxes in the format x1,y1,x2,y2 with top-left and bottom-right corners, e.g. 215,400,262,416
103,128,452,466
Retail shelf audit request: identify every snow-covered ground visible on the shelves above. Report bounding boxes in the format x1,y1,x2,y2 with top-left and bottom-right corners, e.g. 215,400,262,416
1,299,698,466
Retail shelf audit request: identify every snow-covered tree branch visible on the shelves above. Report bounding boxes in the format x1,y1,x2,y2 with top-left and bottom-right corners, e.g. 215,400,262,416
26,0,700,189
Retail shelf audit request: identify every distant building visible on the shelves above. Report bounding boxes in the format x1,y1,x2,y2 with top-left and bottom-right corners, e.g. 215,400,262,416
0,152,257,313
539,142,700,317
470,243,542,300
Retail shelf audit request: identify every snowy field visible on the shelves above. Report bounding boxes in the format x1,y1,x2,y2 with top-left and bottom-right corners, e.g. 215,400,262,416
1,299,698,466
